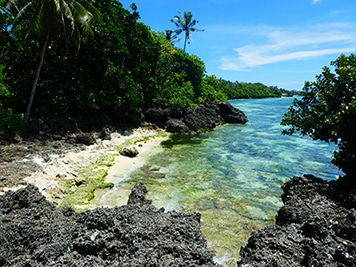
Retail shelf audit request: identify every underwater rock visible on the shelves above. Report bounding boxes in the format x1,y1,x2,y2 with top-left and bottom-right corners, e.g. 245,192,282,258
237,175,356,267
0,185,219,266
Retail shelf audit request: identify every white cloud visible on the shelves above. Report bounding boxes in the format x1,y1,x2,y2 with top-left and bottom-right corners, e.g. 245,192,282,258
312,0,322,4
220,23,356,71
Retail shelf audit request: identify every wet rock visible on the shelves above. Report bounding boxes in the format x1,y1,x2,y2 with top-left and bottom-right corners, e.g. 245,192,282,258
127,182,152,205
184,103,223,132
218,102,248,124
120,146,139,158
237,175,356,267
0,185,219,266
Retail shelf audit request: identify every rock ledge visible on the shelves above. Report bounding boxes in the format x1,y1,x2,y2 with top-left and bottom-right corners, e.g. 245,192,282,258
237,175,356,267
0,184,219,267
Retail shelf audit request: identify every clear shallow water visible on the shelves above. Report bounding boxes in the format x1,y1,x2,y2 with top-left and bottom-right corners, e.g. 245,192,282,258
102,97,343,266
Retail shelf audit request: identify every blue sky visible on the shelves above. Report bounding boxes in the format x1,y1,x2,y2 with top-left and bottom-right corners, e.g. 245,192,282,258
119,0,356,91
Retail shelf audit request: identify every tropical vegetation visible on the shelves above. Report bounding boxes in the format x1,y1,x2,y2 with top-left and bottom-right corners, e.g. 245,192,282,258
281,53,356,196
5,0,101,124
168,11,204,52
220,80,297,99
0,1,290,133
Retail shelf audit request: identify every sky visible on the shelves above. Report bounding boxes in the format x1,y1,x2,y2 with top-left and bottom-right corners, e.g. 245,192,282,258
119,0,356,91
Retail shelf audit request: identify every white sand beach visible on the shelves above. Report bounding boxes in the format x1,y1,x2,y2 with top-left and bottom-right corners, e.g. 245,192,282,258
1,128,168,206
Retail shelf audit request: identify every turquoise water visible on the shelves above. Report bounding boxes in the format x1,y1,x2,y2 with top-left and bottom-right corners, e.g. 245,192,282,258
106,97,343,266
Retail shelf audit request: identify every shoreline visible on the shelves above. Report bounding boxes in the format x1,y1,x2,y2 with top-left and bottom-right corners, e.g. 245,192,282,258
92,133,167,208
0,127,169,209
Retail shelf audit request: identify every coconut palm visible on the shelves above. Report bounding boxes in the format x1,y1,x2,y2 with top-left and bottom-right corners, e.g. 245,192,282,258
5,0,100,124
169,11,203,52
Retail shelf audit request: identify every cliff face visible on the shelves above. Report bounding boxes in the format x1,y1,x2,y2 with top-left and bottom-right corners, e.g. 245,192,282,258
0,184,219,267
237,175,356,267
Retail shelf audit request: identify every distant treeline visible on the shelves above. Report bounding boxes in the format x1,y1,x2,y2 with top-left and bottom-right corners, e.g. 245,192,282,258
219,79,299,99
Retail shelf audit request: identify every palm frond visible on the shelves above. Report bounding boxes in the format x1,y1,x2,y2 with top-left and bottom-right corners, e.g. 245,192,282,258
12,1,34,23
60,0,76,33
168,10,203,51
73,1,94,38
35,2,50,39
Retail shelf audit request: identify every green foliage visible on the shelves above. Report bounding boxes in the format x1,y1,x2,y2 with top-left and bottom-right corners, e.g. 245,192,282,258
200,75,228,103
0,65,24,132
349,189,356,208
0,104,24,132
220,79,295,99
148,35,209,108
1,1,237,121
281,54,356,190
4,0,101,124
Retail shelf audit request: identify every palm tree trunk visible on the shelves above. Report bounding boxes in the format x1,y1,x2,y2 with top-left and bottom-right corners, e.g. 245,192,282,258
183,32,188,52
23,32,50,125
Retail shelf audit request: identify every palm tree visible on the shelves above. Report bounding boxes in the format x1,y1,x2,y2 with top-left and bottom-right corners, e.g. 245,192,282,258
6,0,100,124
169,11,203,52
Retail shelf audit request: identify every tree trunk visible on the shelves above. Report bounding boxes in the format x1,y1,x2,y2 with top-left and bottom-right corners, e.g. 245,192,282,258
183,32,188,52
23,32,50,125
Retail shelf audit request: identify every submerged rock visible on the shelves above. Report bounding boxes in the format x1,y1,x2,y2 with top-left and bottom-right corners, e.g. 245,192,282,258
0,184,219,266
237,175,356,267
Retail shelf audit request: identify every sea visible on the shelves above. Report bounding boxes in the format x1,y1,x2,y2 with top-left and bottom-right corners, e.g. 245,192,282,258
101,97,343,266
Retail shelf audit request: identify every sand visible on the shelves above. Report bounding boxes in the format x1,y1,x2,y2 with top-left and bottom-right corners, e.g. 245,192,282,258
2,128,168,205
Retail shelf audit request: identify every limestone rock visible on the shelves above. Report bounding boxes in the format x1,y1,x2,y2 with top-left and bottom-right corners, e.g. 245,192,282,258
237,175,356,267
120,146,139,158
0,185,218,266
127,182,152,205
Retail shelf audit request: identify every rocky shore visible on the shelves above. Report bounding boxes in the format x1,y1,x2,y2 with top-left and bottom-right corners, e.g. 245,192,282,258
1,102,355,266
237,175,356,267
1,175,354,266
0,183,219,266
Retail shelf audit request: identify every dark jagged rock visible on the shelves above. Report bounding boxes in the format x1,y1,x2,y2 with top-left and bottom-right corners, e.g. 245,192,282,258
125,110,145,124
76,133,96,145
144,107,172,128
166,118,189,133
184,103,223,132
0,185,219,266
218,102,248,124
127,182,152,205
237,175,356,267
145,102,248,133
99,126,113,140
145,107,184,126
